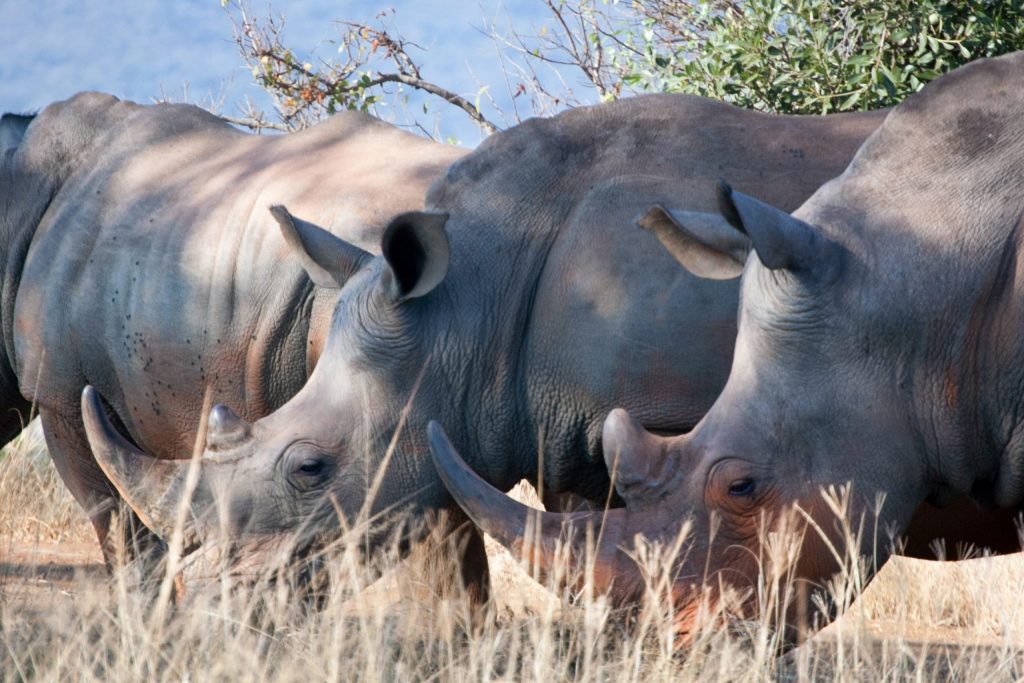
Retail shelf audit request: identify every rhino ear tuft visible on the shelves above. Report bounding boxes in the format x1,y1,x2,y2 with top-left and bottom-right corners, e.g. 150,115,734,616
716,181,836,273
637,205,749,280
381,211,450,301
271,204,371,289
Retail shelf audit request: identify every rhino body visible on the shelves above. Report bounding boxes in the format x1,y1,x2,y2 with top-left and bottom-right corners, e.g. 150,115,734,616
434,53,1024,634
2,92,463,564
86,93,886,583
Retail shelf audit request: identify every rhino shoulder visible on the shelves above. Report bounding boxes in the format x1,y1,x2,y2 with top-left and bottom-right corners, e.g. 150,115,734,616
17,92,138,171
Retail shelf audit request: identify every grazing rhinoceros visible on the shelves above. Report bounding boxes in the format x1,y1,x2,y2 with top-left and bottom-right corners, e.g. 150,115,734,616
1,91,463,569
430,51,1024,635
84,92,887,592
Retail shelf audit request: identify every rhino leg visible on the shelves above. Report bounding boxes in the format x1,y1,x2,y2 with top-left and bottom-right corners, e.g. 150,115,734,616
454,515,490,609
39,409,165,575
419,508,491,611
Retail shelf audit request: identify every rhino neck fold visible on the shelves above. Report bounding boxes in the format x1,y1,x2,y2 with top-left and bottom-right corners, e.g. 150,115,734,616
305,286,341,375
426,212,567,495
902,218,1024,513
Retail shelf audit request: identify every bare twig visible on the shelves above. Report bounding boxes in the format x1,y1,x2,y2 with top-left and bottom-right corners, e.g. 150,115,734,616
225,2,498,134
217,114,289,133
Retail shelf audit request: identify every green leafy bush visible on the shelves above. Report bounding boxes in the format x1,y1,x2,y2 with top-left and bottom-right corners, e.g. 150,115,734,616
614,0,1024,113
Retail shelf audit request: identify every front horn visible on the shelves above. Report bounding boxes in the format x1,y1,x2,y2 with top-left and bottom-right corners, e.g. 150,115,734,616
426,421,640,599
82,386,202,543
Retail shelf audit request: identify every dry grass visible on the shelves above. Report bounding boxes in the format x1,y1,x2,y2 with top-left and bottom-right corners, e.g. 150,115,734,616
2,423,1024,682
0,421,92,545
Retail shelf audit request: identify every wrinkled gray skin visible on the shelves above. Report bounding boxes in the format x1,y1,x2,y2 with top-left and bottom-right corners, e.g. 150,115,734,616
434,52,1024,636
85,93,888,584
1,92,462,568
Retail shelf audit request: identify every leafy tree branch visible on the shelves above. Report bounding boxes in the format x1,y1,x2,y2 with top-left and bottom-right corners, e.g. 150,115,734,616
227,3,498,133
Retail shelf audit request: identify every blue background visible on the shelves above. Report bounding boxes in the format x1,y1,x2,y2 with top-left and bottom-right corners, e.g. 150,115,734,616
0,1,586,145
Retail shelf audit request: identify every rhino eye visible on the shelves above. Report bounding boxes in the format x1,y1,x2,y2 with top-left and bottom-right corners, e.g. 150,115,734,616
728,478,755,498
298,459,325,476
286,447,332,491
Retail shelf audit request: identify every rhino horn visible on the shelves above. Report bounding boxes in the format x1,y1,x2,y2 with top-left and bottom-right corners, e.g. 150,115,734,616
427,420,638,597
82,385,201,544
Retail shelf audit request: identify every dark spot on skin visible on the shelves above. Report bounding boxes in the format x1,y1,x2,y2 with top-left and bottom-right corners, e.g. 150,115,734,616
948,109,1004,158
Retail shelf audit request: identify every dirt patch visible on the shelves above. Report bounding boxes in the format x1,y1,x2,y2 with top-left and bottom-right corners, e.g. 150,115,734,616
1,541,105,616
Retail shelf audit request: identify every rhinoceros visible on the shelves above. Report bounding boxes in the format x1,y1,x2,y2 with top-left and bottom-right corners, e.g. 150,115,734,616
1,91,463,568
84,92,887,592
431,52,1024,634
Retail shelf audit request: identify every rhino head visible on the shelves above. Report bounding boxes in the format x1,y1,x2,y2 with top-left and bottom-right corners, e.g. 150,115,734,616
83,205,455,576
430,171,1013,638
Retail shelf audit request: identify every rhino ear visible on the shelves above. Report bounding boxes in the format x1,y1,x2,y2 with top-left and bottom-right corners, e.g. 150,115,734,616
271,204,372,289
381,211,450,301
637,205,750,280
716,181,836,273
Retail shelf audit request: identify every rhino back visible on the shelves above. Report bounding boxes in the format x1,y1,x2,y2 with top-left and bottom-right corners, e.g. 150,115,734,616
11,95,461,459
429,95,885,496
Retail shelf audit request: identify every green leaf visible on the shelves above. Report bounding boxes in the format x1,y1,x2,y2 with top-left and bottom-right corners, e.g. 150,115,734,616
839,90,862,110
